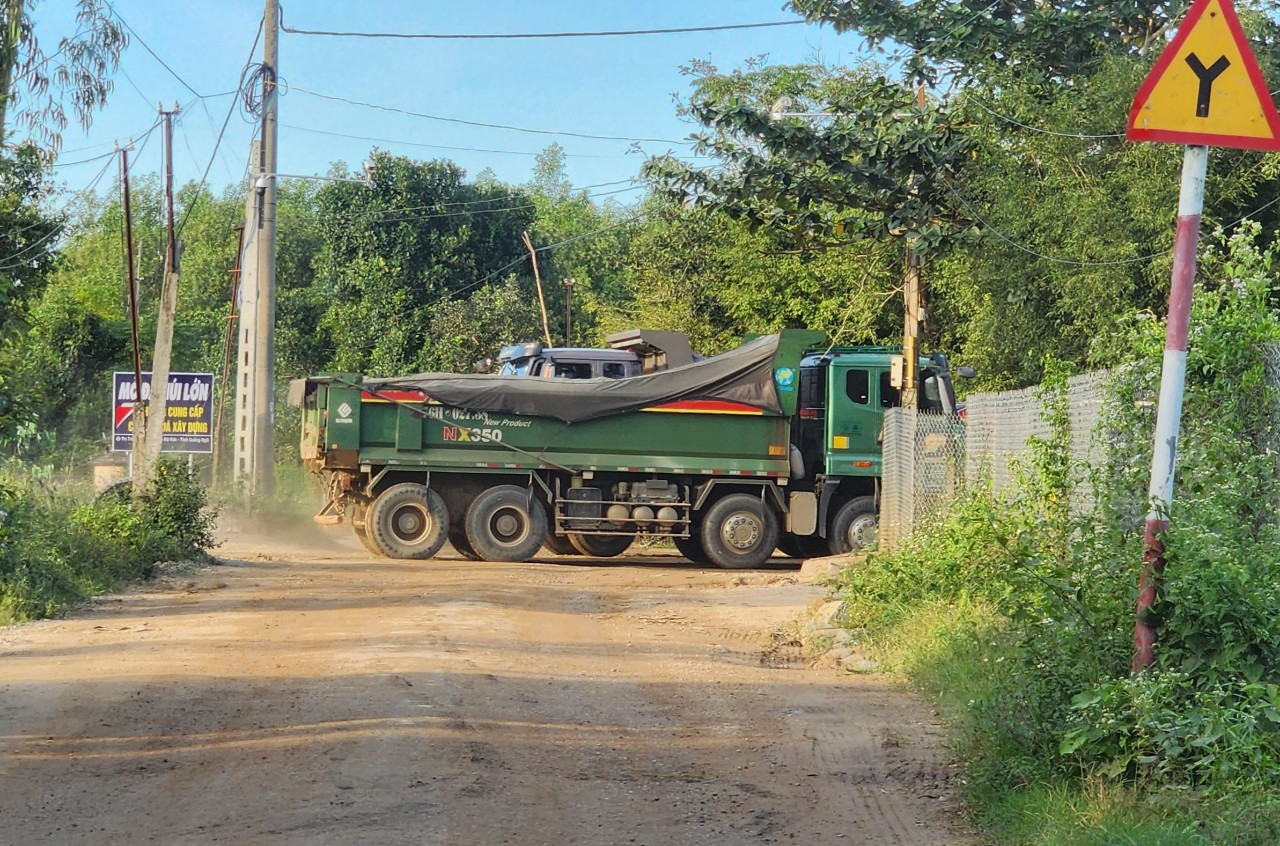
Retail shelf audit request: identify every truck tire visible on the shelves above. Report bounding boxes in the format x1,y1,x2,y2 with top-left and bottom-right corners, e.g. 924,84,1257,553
542,532,581,556
568,533,633,558
776,534,828,560
368,484,449,560
350,502,382,556
448,525,482,561
700,493,780,569
828,496,878,555
464,485,548,563
673,534,710,564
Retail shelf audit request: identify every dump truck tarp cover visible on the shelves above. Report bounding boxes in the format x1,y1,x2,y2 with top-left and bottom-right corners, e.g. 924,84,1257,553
365,334,783,424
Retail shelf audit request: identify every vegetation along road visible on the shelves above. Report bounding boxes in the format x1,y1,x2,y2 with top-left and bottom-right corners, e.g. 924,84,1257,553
0,524,973,845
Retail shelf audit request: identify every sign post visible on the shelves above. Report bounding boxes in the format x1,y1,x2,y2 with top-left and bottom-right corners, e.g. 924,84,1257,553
113,372,215,456
1125,0,1280,672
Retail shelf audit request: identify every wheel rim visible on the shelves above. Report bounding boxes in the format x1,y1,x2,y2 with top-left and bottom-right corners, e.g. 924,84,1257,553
847,514,878,551
721,511,762,551
488,505,529,547
390,503,432,544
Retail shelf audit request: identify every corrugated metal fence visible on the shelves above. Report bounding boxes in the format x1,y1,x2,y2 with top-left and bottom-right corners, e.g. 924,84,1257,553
880,371,1111,548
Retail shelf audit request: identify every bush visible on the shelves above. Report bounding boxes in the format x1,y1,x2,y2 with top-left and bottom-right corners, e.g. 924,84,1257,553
835,227,1280,843
0,460,217,624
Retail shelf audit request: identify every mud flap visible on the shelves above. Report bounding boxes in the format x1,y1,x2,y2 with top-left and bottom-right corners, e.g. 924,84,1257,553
314,497,344,526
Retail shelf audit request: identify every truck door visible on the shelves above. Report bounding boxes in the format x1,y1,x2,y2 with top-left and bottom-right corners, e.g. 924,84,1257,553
826,364,885,477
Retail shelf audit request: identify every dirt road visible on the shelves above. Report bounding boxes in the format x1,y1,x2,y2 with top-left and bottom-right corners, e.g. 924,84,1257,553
0,522,972,845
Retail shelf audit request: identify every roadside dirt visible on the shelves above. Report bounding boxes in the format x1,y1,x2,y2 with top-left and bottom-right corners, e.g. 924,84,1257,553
0,519,975,845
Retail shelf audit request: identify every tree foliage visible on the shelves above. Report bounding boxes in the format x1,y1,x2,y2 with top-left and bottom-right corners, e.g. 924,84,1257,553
0,0,128,148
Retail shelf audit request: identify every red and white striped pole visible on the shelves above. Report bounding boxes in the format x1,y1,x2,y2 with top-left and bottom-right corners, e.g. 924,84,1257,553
1133,144,1208,673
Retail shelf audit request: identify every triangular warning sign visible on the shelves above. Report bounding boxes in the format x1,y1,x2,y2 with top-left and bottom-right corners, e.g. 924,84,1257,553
1127,0,1280,150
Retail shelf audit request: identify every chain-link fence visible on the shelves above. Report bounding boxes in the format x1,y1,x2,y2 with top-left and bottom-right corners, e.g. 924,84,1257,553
880,409,967,548
881,371,1111,548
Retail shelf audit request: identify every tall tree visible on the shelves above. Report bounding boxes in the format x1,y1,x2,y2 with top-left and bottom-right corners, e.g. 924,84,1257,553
0,0,127,148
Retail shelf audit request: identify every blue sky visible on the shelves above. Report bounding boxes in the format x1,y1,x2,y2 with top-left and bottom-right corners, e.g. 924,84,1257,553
32,1,867,206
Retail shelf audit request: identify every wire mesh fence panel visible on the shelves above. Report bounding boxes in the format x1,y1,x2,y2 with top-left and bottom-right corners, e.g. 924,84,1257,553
880,408,915,548
880,409,965,549
964,371,1110,502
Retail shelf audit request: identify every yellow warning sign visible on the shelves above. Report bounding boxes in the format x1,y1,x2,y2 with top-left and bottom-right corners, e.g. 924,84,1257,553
1127,0,1280,150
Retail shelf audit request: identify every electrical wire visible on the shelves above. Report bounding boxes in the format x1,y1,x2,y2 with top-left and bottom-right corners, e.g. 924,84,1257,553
0,154,116,270
279,15,804,40
289,87,688,145
967,96,1125,140
102,0,214,100
49,148,120,168
947,183,1280,268
281,123,621,159
175,20,265,239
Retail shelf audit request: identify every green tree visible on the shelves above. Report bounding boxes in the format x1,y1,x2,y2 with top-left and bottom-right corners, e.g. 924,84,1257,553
313,151,538,375
525,144,631,345
0,0,128,147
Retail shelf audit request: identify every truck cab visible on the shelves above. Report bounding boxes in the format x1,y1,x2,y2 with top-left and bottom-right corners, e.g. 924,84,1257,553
497,343,642,379
785,347,963,556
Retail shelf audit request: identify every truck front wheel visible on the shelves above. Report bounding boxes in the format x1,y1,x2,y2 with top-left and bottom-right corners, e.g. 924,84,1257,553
828,496,878,555
700,493,780,569
368,484,449,560
465,485,548,562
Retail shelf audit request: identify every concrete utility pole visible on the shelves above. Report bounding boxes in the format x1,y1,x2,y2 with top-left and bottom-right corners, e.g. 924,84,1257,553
234,0,280,497
141,103,181,486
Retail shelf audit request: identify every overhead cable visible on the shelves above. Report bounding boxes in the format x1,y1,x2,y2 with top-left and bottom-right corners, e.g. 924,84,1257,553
280,16,804,40
289,87,687,144
175,19,265,238
103,0,206,99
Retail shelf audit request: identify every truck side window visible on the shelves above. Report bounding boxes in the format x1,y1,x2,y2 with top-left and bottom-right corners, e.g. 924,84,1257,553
880,371,901,408
554,362,593,379
845,369,870,405
601,362,627,379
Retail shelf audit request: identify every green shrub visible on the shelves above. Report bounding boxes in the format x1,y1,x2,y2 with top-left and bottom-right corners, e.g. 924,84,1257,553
835,227,1280,842
0,460,217,624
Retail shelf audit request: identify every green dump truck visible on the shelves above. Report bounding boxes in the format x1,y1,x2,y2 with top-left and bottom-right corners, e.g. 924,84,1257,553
290,330,963,568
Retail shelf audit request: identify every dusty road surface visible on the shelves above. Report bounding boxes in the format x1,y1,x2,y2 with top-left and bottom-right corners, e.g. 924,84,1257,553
0,521,973,845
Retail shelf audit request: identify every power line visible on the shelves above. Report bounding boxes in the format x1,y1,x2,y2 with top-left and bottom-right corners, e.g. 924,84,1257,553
289,86,688,144
103,0,205,99
175,19,265,239
280,17,804,40
281,123,621,159
966,96,1125,140
0,154,117,270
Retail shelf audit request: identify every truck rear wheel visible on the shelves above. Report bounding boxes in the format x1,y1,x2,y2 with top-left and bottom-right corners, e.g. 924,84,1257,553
700,493,780,569
776,534,828,559
447,525,482,560
542,532,581,556
464,485,547,562
673,533,709,564
350,502,382,556
568,533,633,558
828,496,878,555
368,484,449,560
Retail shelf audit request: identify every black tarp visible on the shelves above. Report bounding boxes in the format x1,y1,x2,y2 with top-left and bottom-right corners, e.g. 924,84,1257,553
365,334,783,424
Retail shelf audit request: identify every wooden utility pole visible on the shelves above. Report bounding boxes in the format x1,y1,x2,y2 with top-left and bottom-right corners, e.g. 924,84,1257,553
120,145,146,490
213,225,245,491
141,103,181,486
521,230,553,346
562,277,574,345
900,241,923,409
